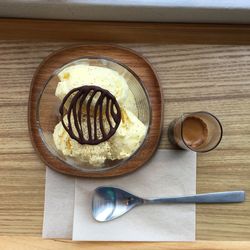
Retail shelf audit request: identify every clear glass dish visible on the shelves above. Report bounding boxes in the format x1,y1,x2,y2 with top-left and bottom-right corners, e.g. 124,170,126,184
37,57,151,173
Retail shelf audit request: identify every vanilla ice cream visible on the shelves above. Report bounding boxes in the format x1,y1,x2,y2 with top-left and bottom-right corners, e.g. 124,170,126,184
53,108,146,166
53,116,112,166
53,64,147,167
56,65,130,106
110,109,147,160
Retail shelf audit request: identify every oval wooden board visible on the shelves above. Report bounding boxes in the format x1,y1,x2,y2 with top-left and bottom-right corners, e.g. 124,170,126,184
28,45,163,177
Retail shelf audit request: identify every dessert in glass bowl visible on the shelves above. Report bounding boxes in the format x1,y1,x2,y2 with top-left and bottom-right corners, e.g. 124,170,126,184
38,58,151,171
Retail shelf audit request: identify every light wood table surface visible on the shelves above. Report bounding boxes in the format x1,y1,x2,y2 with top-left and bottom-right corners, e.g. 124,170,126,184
0,237,250,250
0,19,249,248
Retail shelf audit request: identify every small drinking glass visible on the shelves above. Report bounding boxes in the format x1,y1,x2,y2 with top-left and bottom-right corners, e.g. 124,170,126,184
168,111,223,152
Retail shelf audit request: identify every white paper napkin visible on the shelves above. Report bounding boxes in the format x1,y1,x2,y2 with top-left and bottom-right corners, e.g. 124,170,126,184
43,149,196,241
43,168,75,239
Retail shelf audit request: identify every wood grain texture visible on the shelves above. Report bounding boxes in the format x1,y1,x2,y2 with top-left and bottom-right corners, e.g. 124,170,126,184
0,20,250,241
2,18,250,44
29,45,162,177
0,237,250,250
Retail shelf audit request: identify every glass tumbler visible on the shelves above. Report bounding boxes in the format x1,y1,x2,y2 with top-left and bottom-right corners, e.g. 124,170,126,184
168,111,223,152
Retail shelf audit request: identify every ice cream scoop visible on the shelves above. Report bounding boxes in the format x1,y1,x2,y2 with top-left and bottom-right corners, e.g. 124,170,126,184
56,65,129,106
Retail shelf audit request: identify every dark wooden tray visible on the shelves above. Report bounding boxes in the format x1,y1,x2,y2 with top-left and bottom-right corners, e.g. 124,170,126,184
28,44,163,177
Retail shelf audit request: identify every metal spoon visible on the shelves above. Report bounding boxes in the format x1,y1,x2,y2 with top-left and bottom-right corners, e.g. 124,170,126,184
92,187,245,222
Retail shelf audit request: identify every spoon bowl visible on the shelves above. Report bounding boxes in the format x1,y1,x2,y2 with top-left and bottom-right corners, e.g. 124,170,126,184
92,187,143,222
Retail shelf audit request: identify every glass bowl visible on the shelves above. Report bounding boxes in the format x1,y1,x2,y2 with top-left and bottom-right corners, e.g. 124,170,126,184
37,57,151,173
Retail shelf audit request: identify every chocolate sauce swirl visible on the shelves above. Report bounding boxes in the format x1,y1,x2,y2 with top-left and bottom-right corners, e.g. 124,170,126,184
59,85,121,145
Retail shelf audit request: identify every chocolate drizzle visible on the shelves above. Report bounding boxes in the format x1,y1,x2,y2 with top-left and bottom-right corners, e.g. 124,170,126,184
59,85,121,145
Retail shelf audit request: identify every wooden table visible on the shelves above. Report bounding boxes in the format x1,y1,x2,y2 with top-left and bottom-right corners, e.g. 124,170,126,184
0,19,249,248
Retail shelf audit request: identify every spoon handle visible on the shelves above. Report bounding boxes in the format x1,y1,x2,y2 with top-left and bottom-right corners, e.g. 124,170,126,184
144,191,245,204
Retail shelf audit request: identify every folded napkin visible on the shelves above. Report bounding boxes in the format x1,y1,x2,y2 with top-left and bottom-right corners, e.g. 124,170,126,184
43,149,196,241
43,168,75,239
